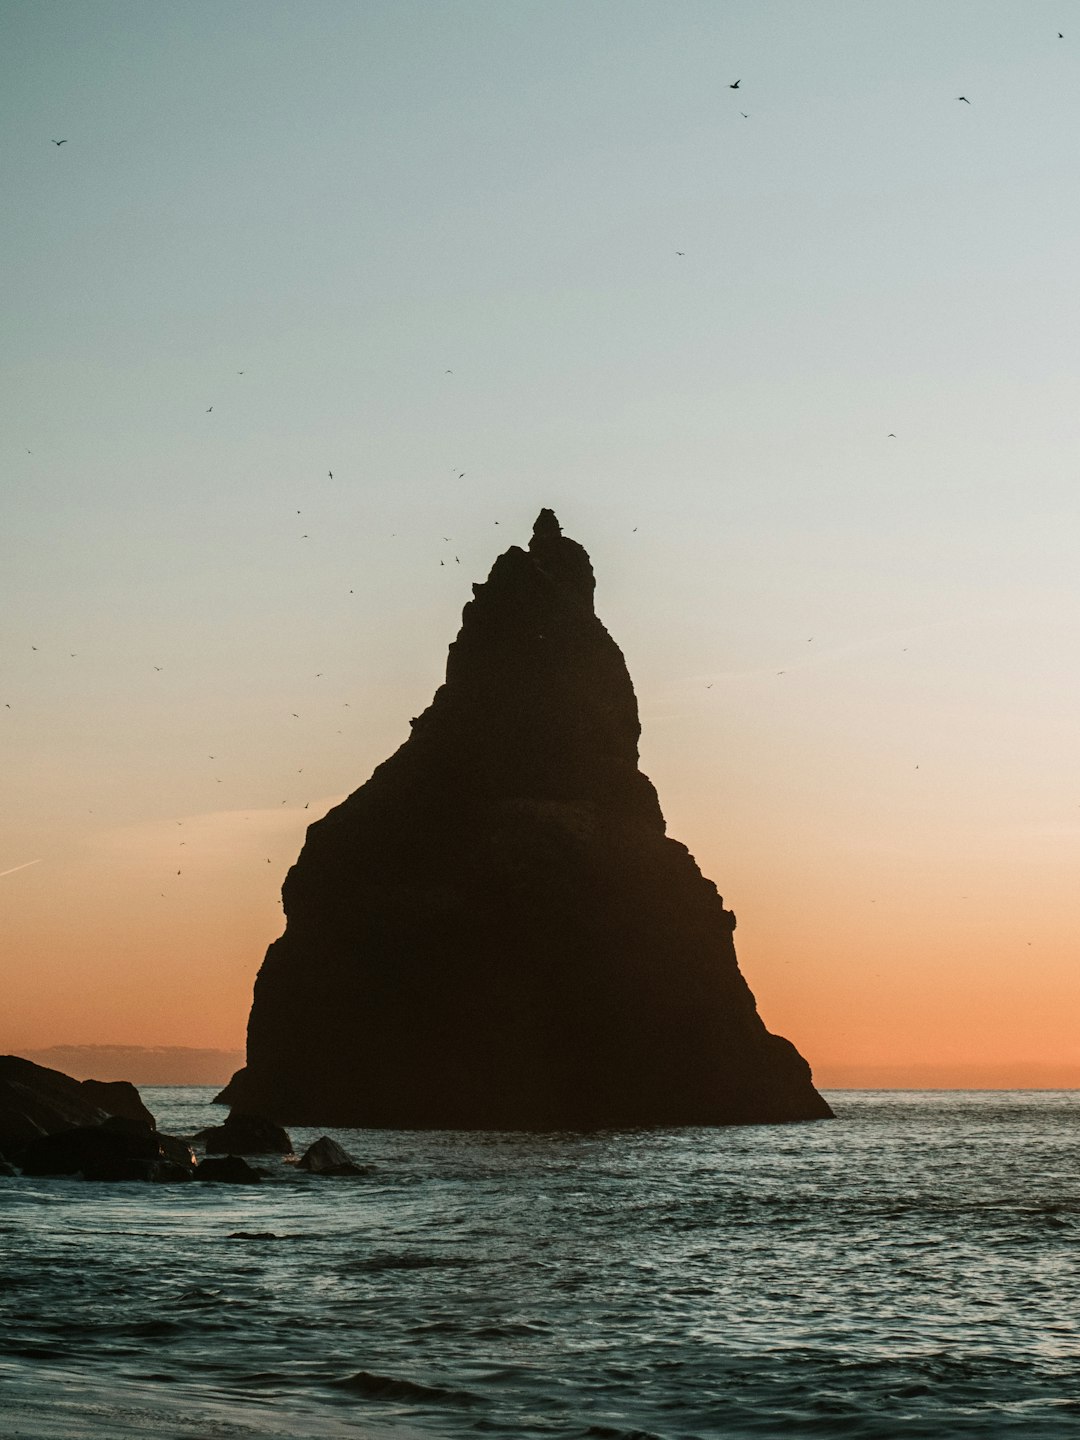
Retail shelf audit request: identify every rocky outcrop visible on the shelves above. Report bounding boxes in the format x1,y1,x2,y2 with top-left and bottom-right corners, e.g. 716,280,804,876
298,1137,369,1176
0,1055,157,1154
220,511,832,1128
194,1155,264,1184
18,1122,195,1181
193,1112,293,1154
80,1079,155,1129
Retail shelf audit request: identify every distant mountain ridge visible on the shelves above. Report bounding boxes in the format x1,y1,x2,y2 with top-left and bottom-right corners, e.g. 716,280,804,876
23,1046,243,1086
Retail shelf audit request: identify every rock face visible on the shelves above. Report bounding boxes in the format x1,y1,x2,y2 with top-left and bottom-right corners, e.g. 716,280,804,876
194,1112,293,1155
0,1055,157,1153
220,511,832,1128
298,1137,369,1176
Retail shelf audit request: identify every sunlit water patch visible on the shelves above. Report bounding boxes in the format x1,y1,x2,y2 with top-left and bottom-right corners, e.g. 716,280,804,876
2,1090,1080,1438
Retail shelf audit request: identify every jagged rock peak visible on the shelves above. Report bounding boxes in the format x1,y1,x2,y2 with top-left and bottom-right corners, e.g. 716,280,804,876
218,512,832,1129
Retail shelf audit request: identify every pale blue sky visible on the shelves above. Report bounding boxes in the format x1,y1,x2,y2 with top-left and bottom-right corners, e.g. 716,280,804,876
3,1,1080,1072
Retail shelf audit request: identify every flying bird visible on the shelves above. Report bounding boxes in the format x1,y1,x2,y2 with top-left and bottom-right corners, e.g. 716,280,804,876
52,139,67,146
676,250,685,256
957,96,970,103
887,433,896,437
206,406,213,412
740,112,749,118
729,79,740,88
328,470,333,479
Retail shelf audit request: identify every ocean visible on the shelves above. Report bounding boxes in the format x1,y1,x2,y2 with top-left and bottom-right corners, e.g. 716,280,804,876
2,1089,1079,1439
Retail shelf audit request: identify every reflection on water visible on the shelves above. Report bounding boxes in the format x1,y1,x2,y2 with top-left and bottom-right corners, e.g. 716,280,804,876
2,1090,1080,1438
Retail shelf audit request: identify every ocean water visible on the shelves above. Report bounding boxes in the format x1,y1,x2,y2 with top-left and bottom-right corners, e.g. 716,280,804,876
2,1090,1080,1439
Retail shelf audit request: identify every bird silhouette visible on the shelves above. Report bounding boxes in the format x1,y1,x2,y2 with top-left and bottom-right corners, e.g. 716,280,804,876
887,433,896,437
957,96,970,103
328,470,333,479
52,139,67,145
676,250,685,256
206,406,213,412
729,79,740,88
740,112,749,118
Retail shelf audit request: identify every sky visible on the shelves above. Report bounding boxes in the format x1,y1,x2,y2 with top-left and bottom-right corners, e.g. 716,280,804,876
3,0,1080,1087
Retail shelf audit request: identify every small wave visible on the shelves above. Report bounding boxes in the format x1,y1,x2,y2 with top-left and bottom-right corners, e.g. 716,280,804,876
471,1321,548,1338
331,1368,480,1405
585,1426,664,1440
345,1251,475,1272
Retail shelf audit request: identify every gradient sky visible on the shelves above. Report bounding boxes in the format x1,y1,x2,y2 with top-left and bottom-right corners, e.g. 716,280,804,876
3,1,1080,1085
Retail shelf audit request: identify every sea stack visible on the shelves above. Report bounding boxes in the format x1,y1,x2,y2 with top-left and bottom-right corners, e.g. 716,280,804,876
220,511,832,1127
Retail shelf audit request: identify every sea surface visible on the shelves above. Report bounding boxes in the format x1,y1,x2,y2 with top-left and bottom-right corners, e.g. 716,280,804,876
2,1090,1080,1439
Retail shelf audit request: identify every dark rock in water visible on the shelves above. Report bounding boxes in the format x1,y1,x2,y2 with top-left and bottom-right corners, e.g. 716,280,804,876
100,1113,153,1138
194,1111,293,1154
298,1136,369,1176
0,1054,155,1154
17,1120,195,1180
0,1154,16,1177
157,1132,197,1169
219,511,833,1129
20,1124,161,1177
82,1156,193,1183
194,1154,264,1184
80,1078,155,1129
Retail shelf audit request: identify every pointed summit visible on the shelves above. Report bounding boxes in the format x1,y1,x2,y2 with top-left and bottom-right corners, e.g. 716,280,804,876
219,514,831,1127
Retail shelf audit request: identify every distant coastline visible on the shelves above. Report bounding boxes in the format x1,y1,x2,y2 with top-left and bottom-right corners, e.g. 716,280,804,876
816,1062,1080,1090
19,1045,243,1086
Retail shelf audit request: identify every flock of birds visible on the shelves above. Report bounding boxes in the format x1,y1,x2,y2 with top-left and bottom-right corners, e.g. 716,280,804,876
14,32,1068,898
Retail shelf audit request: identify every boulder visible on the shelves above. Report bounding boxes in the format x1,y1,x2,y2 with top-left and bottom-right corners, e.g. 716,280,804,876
81,1156,193,1183
80,1078,155,1129
0,1154,16,1177
17,1121,196,1180
0,1055,156,1157
194,1154,264,1184
219,511,833,1129
20,1124,160,1177
157,1132,197,1168
193,1112,293,1155
297,1136,369,1176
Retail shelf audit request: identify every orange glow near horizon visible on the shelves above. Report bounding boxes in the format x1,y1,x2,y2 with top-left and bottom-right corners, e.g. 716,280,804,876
3,744,1079,1088
6,4,1080,1091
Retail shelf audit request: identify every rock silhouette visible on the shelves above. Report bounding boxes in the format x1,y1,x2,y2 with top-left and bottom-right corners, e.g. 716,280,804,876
194,1111,293,1155
220,511,832,1128
0,1054,156,1152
